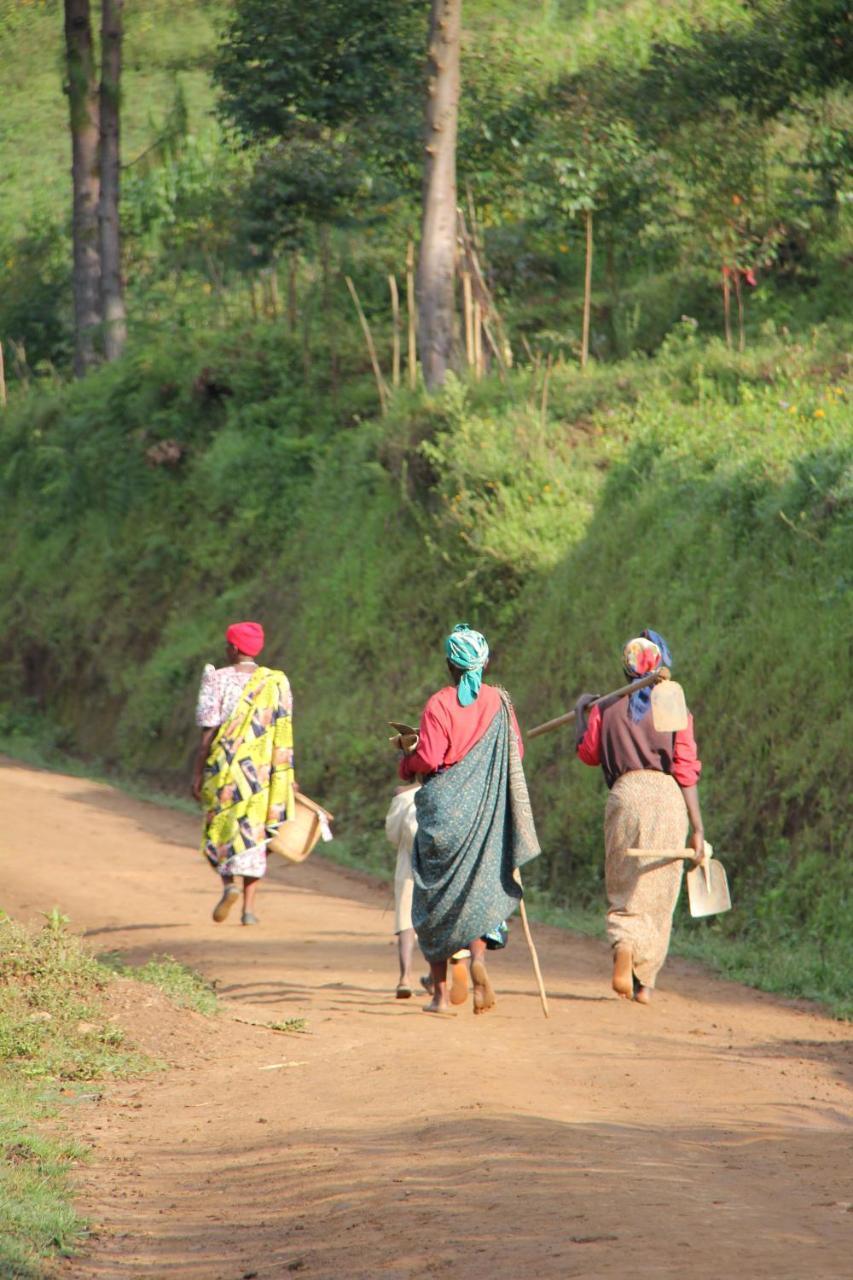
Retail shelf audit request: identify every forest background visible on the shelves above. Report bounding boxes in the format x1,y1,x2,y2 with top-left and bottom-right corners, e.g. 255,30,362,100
0,0,850,1014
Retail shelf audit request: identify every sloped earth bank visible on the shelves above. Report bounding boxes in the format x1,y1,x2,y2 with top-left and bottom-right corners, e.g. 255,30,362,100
4,760,851,1280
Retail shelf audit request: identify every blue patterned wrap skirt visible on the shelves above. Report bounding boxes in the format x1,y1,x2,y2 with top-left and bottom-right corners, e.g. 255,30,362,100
412,691,540,963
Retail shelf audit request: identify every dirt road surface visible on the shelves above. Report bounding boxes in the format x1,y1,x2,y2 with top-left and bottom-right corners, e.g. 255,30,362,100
4,760,851,1279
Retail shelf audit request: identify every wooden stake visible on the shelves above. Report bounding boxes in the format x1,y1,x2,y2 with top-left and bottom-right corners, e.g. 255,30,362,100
722,265,732,348
406,239,417,390
287,255,298,334
0,341,6,408
581,206,593,369
734,270,745,352
388,273,401,389
540,352,553,426
462,270,474,367
346,275,388,415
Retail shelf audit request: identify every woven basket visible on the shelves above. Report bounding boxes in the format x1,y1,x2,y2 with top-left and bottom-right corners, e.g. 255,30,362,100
267,793,333,864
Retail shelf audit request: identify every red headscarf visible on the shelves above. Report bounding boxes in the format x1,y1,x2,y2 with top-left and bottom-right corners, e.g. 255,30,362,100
225,621,265,657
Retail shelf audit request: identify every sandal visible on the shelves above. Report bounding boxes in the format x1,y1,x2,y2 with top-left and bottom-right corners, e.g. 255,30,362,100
396,983,413,999
241,911,260,926
212,884,240,923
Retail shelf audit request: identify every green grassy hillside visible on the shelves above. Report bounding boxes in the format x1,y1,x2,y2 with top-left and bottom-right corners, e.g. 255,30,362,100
0,321,849,1012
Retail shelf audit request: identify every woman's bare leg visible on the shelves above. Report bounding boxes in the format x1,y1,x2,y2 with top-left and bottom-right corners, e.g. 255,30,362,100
424,959,451,1013
397,928,416,989
470,938,496,1014
242,876,260,914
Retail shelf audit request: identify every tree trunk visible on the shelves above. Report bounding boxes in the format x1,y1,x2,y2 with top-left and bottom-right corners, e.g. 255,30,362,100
64,0,101,376
99,0,126,362
417,0,461,391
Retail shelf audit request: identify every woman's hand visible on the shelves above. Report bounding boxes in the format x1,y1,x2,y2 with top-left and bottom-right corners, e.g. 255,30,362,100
689,829,706,861
191,775,203,803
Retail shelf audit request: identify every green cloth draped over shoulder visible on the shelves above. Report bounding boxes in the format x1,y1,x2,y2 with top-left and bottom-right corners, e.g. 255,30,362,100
200,666,295,871
412,690,540,963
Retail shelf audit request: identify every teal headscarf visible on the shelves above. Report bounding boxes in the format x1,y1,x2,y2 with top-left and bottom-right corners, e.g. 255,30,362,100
445,622,490,706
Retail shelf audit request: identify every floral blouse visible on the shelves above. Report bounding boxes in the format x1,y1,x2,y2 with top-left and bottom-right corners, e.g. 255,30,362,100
195,664,256,729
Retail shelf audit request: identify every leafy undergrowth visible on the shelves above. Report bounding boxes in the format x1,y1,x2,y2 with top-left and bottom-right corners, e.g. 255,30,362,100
0,912,218,1277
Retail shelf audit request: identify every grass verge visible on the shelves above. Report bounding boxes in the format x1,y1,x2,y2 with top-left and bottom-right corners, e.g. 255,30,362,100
0,911,217,1276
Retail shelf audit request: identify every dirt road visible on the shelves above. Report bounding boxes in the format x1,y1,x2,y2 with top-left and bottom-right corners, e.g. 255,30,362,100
4,759,851,1279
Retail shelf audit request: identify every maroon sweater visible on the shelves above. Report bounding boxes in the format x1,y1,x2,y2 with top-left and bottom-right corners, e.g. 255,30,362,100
577,697,701,790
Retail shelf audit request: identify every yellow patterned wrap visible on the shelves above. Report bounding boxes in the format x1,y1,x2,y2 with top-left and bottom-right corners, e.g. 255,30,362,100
200,666,295,871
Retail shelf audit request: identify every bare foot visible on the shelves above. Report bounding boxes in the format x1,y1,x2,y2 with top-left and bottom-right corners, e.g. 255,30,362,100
449,958,469,1005
471,958,496,1015
612,944,633,999
423,996,455,1017
634,985,652,1005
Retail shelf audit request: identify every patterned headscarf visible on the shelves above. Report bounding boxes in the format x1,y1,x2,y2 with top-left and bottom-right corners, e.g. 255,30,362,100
622,628,672,722
445,623,490,707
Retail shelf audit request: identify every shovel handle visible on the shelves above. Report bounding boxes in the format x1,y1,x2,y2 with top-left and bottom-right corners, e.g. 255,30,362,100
527,671,663,740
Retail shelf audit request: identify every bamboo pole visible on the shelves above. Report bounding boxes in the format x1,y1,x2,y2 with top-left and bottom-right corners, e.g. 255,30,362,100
406,239,417,390
581,207,593,369
527,671,662,739
345,275,388,415
0,341,6,408
388,273,401,389
461,270,474,368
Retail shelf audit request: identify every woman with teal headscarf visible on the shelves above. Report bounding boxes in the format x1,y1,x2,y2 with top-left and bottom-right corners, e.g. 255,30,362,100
397,624,540,1015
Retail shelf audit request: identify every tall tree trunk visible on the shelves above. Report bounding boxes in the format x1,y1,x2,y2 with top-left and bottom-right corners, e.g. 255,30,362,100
64,0,101,376
99,0,126,362
418,0,461,391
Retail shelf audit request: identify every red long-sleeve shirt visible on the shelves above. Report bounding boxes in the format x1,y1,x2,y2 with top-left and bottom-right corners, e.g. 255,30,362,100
399,684,524,781
577,700,701,790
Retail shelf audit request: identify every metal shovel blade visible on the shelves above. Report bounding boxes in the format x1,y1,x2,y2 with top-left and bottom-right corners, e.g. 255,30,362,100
687,859,732,917
651,680,689,731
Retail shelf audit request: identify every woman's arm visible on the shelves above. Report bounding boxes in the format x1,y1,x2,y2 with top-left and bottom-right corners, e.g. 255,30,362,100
679,784,705,860
399,701,449,779
673,712,704,858
192,728,216,801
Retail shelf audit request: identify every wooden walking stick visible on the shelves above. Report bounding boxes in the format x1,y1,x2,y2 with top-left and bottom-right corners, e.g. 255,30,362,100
513,869,549,1019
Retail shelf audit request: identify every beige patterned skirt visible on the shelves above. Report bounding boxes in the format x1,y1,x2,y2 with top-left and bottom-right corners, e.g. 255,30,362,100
604,770,688,988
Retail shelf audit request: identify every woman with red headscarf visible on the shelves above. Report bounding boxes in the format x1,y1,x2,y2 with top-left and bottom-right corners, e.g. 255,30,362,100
191,622,295,925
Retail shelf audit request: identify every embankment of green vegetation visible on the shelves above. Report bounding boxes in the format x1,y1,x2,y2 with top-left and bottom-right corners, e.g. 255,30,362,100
0,322,850,1014
0,911,217,1276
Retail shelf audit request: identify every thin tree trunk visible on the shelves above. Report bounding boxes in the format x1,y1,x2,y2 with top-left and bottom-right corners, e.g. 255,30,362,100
99,0,126,362
418,0,461,391
64,0,101,375
461,270,474,367
406,239,417,389
0,341,6,408
581,207,593,369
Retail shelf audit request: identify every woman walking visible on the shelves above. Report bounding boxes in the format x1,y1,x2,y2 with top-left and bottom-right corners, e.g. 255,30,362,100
575,630,704,1004
192,621,295,925
396,623,540,1016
